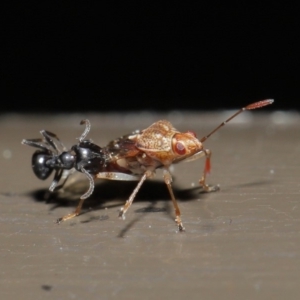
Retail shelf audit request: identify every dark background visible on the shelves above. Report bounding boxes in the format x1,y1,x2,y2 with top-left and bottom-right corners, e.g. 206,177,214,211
2,3,298,112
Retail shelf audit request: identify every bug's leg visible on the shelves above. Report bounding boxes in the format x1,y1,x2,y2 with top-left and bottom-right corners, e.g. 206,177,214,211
21,138,52,152
199,149,219,192
51,169,75,191
96,172,140,181
45,169,76,203
119,171,152,220
42,130,66,152
79,166,95,199
56,197,86,223
57,167,95,223
79,119,91,141
164,169,185,231
47,169,64,193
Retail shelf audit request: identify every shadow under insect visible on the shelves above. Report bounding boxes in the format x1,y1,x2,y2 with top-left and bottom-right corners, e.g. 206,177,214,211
30,177,205,216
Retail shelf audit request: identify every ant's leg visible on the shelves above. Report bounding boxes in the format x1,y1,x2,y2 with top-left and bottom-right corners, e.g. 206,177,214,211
49,169,64,192
164,169,185,231
119,170,152,219
79,166,95,199
56,197,87,223
42,130,66,152
57,167,95,223
21,138,52,152
44,169,76,203
51,169,75,191
199,149,219,192
79,119,91,141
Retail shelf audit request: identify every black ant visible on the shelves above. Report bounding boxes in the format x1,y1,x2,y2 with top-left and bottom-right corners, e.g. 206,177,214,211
22,120,109,221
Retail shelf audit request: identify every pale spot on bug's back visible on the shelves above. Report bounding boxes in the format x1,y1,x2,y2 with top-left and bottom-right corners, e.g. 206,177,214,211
162,124,170,131
161,137,171,150
155,133,162,139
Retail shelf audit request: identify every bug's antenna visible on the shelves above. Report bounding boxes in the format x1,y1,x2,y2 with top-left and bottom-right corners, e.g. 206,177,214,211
200,99,274,143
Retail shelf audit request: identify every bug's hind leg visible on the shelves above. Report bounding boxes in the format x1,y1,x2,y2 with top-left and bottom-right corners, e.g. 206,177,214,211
199,149,219,192
118,171,150,219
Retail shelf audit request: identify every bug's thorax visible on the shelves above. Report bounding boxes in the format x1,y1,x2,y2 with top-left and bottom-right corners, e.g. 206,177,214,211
130,120,203,166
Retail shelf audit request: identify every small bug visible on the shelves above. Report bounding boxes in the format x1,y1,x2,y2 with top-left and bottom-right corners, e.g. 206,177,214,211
23,99,273,230
110,99,274,231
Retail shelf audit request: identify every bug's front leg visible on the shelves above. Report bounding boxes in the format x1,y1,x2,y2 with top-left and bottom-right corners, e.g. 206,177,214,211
199,149,219,192
163,169,185,231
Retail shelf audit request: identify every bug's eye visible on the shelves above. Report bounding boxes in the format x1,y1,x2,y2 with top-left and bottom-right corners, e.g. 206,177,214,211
186,131,197,138
174,141,186,155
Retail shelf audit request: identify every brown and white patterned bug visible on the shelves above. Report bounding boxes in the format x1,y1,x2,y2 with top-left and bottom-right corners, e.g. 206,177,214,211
105,99,274,231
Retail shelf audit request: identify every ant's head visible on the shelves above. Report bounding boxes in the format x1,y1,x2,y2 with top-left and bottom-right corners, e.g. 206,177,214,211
22,130,76,192
31,149,54,180
22,120,106,195
30,149,75,180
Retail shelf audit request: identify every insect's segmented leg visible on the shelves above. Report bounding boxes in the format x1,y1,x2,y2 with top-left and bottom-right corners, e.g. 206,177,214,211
21,138,52,152
163,169,185,231
42,130,66,152
79,119,91,142
119,170,152,219
79,166,95,199
51,169,75,192
56,197,85,223
49,169,64,192
199,149,219,192
56,167,95,223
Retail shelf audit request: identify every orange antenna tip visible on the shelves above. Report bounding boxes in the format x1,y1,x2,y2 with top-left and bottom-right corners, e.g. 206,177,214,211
246,99,274,110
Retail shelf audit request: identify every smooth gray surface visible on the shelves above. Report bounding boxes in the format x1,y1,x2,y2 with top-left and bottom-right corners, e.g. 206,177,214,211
0,111,299,300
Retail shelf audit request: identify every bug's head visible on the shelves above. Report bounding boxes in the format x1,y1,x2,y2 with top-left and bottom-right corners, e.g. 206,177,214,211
31,149,54,180
30,149,76,180
171,131,203,161
22,130,76,193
